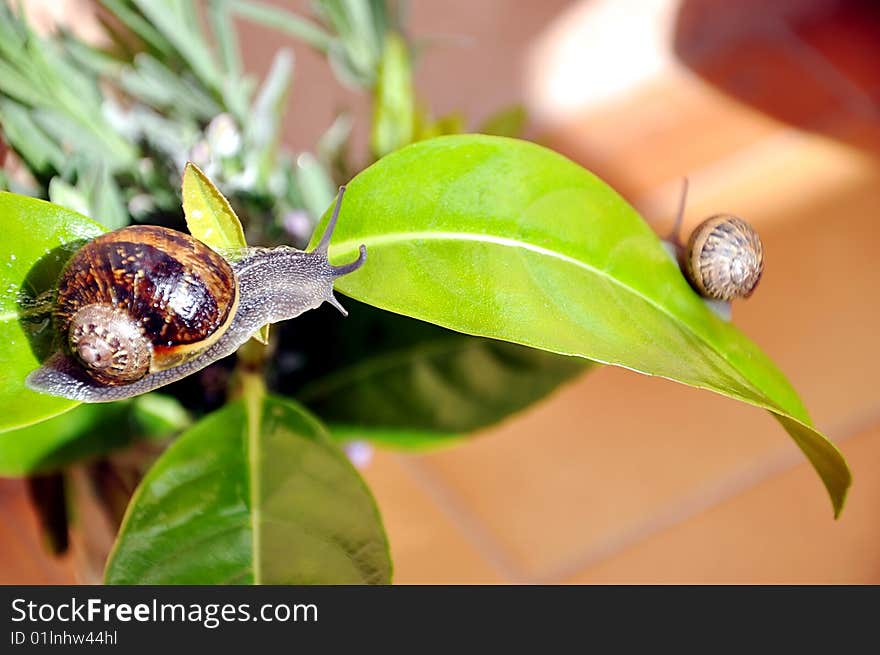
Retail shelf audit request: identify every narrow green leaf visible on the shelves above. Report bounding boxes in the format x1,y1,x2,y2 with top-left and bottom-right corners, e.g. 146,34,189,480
182,162,247,249
295,152,336,222
370,32,413,157
0,98,67,174
84,164,129,230
207,0,242,77
414,109,465,141
98,0,176,55
231,0,333,52
48,178,91,217
310,135,851,517
120,54,222,120
105,395,391,584
131,0,223,93
245,49,294,187
299,335,588,438
0,193,105,433
479,105,528,138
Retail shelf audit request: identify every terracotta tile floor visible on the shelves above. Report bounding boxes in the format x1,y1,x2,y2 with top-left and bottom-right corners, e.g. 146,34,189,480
566,424,880,584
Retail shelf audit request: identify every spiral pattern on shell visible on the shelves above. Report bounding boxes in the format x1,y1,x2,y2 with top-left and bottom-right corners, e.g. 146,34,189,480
54,225,238,385
685,215,764,301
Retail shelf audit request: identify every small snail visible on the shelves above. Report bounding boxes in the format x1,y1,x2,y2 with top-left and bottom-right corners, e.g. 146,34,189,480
26,187,365,403
665,179,764,304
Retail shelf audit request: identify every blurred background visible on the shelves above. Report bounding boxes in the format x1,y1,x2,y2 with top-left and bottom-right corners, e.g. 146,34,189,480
2,0,879,583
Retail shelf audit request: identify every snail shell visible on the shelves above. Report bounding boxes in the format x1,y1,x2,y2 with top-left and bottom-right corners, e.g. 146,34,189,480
26,187,366,402
683,215,763,301
55,225,238,386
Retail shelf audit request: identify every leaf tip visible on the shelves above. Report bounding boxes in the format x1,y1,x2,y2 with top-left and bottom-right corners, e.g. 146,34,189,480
832,471,852,520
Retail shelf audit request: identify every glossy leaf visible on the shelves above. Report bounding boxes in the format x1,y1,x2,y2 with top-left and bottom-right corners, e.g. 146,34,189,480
272,298,586,450
181,163,269,344
299,333,588,442
105,394,391,584
0,192,105,433
231,0,333,52
0,394,190,476
182,162,247,252
311,135,851,516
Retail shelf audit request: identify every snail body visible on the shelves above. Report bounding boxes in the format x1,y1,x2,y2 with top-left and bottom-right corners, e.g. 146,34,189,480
26,187,365,402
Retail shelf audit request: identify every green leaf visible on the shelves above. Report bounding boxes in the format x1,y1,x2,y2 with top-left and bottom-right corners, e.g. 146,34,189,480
310,135,851,517
181,163,268,344
479,105,528,138
82,164,129,230
182,162,247,250
207,0,241,78
0,394,189,476
98,0,176,56
48,178,91,217
0,193,105,433
299,332,588,441
315,0,387,87
0,97,67,174
231,0,333,52
370,32,413,157
272,298,586,449
414,109,465,142
128,393,192,438
244,49,294,188
131,0,223,95
295,152,336,222
330,425,465,451
105,394,391,584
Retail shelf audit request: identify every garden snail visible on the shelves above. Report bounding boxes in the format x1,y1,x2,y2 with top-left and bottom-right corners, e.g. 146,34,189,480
25,187,365,403
666,178,764,303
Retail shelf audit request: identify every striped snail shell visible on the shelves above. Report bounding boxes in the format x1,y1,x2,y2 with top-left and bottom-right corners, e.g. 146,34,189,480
27,187,366,402
683,215,764,301
54,225,238,386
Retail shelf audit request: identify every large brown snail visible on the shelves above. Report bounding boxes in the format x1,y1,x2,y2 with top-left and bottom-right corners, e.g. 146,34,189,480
665,179,764,307
25,187,365,403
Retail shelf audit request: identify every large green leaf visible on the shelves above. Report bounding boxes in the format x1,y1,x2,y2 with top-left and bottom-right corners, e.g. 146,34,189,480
310,134,851,516
0,394,190,476
0,192,105,433
298,330,588,446
272,298,587,450
105,392,391,584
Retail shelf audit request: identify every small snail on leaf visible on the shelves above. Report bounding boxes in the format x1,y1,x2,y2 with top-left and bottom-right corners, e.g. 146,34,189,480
663,178,764,320
25,186,365,403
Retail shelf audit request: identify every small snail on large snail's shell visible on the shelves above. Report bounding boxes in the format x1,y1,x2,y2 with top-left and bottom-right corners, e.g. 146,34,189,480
26,187,365,403
666,178,764,303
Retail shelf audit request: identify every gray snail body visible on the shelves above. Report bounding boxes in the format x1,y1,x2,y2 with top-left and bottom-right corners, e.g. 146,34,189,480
25,187,365,403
